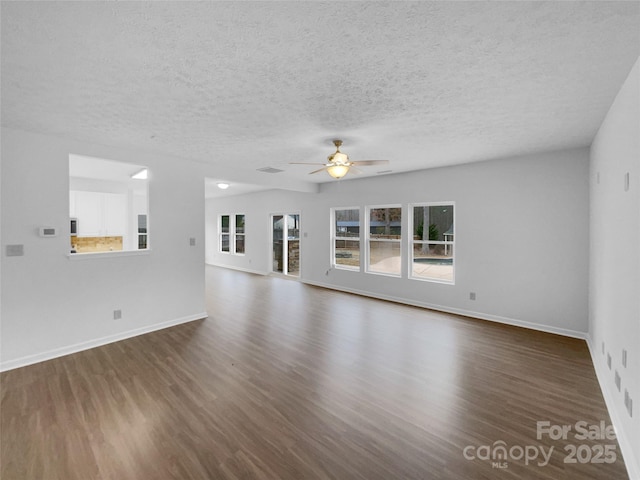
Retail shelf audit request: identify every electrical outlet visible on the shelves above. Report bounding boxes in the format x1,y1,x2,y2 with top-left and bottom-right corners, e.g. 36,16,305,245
189,237,196,246
113,309,122,320
469,292,476,301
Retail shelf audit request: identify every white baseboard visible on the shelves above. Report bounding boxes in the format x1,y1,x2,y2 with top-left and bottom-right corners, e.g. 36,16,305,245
206,262,268,276
586,337,640,480
0,312,208,372
301,279,588,339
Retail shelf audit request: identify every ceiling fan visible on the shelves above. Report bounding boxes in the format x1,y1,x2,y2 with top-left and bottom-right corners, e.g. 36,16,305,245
290,139,389,179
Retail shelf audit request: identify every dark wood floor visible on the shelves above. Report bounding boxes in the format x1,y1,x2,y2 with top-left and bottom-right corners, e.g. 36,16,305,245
1,266,628,479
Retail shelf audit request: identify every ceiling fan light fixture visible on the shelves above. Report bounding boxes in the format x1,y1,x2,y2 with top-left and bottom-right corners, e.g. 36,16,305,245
326,164,349,179
330,152,349,163
289,138,388,179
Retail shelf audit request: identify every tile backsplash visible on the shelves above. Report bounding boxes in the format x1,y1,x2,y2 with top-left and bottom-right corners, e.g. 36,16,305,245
72,236,123,253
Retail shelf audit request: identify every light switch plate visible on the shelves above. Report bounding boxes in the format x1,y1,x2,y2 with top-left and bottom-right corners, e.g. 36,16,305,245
6,244,24,257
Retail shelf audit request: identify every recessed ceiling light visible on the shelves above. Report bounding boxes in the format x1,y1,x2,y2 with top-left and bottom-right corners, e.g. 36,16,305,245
131,168,148,179
217,182,230,190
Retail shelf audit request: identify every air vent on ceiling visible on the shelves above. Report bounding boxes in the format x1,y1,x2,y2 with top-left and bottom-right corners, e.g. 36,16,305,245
257,167,284,174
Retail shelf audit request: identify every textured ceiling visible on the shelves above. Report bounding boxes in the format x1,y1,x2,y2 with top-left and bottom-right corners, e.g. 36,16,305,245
2,1,639,190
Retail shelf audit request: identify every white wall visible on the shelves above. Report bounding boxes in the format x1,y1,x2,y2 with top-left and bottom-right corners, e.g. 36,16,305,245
206,148,590,336
1,128,207,370
589,58,640,480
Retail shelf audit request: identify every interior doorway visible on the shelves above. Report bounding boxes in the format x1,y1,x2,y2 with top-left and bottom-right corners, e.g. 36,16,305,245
272,214,300,277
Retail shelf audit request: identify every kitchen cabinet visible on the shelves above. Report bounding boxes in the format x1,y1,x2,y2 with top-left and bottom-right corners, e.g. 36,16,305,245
72,191,127,237
69,191,77,218
103,193,127,235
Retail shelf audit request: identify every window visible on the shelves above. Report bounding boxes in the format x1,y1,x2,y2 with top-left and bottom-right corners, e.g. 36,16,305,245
220,215,230,253
69,154,149,255
220,214,245,255
137,214,148,249
332,208,360,270
235,214,245,254
410,203,454,283
367,206,402,276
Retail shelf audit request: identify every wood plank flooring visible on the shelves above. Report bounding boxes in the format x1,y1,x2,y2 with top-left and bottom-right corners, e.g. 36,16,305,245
1,266,628,479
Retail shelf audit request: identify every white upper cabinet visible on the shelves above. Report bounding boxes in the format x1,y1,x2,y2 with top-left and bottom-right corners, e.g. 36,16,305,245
72,190,127,237
69,191,77,218
74,191,102,237
103,193,127,236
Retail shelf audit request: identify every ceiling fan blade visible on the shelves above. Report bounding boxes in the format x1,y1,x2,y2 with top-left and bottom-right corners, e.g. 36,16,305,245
309,167,328,174
350,167,364,175
290,162,326,165
351,160,390,166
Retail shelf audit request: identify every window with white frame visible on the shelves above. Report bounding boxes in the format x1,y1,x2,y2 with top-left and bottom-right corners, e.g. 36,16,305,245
332,208,360,270
220,214,245,255
409,203,454,283
220,215,230,252
137,214,148,250
366,205,402,276
235,214,245,254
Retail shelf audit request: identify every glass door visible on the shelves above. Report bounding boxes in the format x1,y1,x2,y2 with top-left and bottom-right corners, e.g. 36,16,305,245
272,214,300,276
287,214,300,276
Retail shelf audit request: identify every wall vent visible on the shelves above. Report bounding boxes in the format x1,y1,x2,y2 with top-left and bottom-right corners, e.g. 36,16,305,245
6,244,24,257
257,167,284,174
